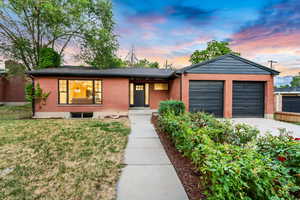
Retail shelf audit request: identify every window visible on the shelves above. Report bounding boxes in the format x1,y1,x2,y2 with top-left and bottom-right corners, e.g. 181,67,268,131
58,80,102,104
154,83,168,91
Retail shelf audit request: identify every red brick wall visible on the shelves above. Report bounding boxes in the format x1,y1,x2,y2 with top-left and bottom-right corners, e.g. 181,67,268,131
3,76,26,102
169,78,181,101
149,83,169,109
35,77,129,112
181,74,275,118
0,75,26,102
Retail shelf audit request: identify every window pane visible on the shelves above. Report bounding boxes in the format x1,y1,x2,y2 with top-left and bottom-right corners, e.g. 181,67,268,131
95,80,102,92
59,80,67,104
154,83,168,90
59,92,67,104
59,80,67,91
145,83,149,105
130,83,134,105
95,92,102,104
68,80,93,104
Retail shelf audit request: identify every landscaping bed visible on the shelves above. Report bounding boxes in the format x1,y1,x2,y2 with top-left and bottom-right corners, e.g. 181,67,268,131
152,115,206,200
0,118,130,200
155,100,300,200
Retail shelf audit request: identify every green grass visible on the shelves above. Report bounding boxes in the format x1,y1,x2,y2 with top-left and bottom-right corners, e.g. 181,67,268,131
0,104,32,120
0,118,130,200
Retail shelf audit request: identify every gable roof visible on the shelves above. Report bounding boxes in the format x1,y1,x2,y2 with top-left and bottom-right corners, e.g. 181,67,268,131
178,54,280,75
28,66,175,78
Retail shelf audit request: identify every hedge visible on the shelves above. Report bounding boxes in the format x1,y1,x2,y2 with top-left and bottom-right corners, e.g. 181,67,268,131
158,108,300,200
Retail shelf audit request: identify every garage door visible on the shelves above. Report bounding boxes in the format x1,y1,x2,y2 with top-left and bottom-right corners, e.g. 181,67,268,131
233,81,264,117
282,96,300,113
189,81,224,117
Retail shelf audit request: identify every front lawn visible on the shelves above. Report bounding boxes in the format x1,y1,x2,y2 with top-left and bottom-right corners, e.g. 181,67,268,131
0,118,130,200
0,104,32,120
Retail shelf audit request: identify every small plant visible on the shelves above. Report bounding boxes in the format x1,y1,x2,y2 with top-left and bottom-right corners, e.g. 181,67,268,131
25,83,50,105
158,100,185,116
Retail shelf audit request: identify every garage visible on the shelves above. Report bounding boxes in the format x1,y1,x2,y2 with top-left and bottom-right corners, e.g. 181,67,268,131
233,81,265,117
282,96,300,113
189,80,224,117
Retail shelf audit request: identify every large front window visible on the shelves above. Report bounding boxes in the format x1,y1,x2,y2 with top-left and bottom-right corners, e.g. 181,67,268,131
58,80,102,104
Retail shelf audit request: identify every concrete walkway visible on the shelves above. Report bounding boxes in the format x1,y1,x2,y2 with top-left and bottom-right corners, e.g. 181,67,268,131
232,118,300,138
117,111,188,200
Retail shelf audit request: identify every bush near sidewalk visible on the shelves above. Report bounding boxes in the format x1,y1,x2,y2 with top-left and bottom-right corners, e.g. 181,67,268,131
157,101,300,200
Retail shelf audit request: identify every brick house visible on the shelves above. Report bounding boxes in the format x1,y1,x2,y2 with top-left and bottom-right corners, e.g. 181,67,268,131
28,54,279,118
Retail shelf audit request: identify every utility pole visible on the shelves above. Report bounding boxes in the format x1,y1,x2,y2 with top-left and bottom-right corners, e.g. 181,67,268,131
268,60,278,69
165,60,168,69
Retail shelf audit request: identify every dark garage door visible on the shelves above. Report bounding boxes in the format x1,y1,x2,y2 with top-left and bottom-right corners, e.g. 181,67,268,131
233,81,264,117
282,96,300,113
189,81,224,117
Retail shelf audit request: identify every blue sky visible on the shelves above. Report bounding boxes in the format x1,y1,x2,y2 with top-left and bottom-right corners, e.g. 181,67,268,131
109,0,300,75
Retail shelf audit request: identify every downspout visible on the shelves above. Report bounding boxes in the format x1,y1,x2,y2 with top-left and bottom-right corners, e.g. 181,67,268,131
180,73,183,101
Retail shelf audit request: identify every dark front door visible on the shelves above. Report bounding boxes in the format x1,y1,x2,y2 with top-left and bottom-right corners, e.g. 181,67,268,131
233,81,265,118
134,84,145,107
189,80,224,117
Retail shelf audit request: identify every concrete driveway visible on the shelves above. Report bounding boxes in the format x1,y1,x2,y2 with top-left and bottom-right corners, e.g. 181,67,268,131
232,118,300,138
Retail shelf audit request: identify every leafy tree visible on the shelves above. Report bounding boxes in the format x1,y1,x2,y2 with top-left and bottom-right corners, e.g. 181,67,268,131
127,59,160,68
38,47,61,69
189,40,240,64
290,76,300,87
0,0,119,70
279,84,290,88
80,0,120,69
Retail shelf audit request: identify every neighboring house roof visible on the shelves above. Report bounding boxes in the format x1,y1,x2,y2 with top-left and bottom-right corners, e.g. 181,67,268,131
177,54,280,75
28,66,176,78
275,87,300,93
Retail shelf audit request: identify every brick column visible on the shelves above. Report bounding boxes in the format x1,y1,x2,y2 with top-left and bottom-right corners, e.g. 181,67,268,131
265,79,274,118
224,80,232,118
181,74,189,112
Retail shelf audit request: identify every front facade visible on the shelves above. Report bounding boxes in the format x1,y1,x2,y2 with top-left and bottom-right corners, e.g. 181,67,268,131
28,54,279,119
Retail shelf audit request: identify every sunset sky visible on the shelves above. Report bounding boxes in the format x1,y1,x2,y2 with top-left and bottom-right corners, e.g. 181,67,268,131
105,0,300,76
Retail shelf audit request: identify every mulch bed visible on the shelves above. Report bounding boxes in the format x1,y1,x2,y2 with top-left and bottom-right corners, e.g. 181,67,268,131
151,115,206,200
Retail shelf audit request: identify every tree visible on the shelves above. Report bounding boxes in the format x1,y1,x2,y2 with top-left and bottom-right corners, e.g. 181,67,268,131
128,59,159,68
290,76,300,87
189,40,240,64
0,0,119,70
80,0,120,69
38,47,61,69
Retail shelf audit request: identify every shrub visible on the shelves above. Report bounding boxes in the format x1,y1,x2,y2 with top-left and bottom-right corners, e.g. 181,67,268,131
189,112,259,146
158,111,299,199
158,100,185,116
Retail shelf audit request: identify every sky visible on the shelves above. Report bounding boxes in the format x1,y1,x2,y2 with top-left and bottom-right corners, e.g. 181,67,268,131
108,0,300,76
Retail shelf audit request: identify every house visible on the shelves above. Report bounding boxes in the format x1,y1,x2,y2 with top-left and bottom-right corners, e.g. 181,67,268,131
27,54,279,119
274,87,300,113
0,70,27,105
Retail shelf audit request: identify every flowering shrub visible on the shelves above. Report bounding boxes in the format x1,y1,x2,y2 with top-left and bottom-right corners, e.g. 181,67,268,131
158,108,300,199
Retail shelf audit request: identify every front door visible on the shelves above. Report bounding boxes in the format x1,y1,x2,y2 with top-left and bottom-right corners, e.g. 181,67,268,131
134,84,145,107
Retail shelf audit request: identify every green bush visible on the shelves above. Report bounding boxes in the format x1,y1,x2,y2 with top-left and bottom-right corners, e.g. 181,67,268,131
158,100,185,116
158,111,299,199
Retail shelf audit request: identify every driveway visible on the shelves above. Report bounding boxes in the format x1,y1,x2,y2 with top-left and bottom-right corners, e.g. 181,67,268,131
232,118,300,138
